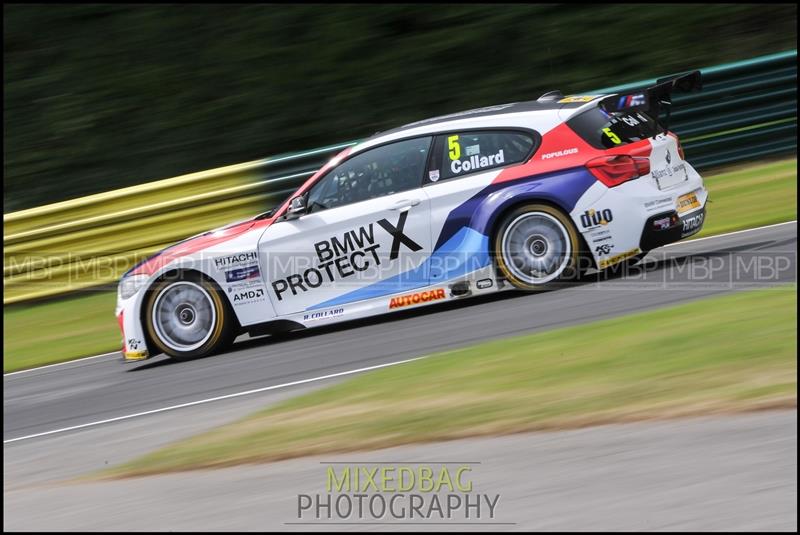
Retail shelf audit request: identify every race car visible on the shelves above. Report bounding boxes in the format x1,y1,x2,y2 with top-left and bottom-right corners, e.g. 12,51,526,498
116,71,707,361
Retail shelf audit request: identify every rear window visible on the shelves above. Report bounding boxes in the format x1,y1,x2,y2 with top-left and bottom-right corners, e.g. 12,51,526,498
567,107,664,149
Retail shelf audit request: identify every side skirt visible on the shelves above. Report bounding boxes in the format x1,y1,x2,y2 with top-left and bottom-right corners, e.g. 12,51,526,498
283,266,510,330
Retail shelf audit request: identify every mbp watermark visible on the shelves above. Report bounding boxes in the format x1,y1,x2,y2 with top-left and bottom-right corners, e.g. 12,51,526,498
290,462,509,525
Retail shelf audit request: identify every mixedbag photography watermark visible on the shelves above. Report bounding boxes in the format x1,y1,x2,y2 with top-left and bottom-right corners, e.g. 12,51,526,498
292,462,506,525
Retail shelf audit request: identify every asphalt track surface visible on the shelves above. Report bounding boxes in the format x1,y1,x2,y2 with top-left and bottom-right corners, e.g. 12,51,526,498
4,222,797,444
5,411,796,531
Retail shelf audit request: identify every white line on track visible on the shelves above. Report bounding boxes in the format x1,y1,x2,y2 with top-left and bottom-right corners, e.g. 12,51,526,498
663,220,796,247
4,220,797,379
3,356,427,444
3,351,121,377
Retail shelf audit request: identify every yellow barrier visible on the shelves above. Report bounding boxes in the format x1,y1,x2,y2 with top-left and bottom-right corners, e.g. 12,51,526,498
3,141,357,304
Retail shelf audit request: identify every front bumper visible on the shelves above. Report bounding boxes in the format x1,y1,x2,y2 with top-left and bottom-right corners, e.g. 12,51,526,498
116,292,152,362
123,349,149,361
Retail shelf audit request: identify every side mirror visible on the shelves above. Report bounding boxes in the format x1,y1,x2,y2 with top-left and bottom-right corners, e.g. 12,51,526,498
285,195,307,220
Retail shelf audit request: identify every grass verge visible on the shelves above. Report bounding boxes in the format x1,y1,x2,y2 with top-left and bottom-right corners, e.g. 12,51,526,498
105,286,796,478
694,157,796,238
3,157,796,373
3,291,120,372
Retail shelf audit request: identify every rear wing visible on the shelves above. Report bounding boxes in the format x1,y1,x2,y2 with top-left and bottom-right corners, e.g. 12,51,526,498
597,70,702,130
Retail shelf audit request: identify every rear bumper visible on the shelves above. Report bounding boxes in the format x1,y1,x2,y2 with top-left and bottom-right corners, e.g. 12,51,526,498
640,205,706,251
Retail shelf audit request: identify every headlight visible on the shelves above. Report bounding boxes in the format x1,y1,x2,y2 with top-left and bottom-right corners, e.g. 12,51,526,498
118,274,149,300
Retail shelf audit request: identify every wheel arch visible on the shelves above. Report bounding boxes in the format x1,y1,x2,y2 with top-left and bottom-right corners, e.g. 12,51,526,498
485,196,592,264
487,196,574,249
485,196,596,282
139,268,241,353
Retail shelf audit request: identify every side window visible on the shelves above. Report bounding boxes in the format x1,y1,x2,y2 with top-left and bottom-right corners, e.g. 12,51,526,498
306,136,431,213
429,130,536,183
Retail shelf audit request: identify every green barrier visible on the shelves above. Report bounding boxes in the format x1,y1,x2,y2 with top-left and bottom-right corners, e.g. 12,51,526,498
3,50,796,304
3,142,356,304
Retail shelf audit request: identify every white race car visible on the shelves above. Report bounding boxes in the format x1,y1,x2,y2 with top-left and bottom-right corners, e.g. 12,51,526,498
116,72,707,361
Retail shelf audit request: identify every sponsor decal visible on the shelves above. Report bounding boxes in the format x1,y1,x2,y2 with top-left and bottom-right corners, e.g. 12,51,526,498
653,215,674,230
476,278,493,290
232,287,266,304
598,247,641,269
428,169,440,182
616,92,647,108
681,211,705,237
676,192,701,214
540,147,578,160
594,244,614,255
227,278,263,294
214,252,258,269
271,212,423,301
615,113,646,127
644,197,672,212
303,308,345,323
450,149,505,175
651,167,671,180
579,208,613,229
127,338,142,350
591,235,613,243
558,95,598,103
589,228,612,243
651,155,688,188
225,264,261,283
389,288,446,309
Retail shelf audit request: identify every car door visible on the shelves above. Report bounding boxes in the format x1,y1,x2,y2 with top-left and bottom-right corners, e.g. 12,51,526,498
259,136,434,316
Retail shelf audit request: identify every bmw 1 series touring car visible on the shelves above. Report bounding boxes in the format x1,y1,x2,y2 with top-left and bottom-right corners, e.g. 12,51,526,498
116,71,707,361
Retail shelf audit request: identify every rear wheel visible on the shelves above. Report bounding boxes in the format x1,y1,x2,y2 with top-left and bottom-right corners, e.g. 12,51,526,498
144,273,236,359
494,203,583,289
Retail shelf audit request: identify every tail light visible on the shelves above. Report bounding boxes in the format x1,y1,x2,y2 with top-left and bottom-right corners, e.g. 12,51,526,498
586,155,650,187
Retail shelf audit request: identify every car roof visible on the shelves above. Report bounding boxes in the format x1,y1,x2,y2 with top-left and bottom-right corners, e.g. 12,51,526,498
352,95,605,154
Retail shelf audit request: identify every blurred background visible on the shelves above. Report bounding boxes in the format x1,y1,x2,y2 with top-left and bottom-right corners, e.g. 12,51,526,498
4,4,797,211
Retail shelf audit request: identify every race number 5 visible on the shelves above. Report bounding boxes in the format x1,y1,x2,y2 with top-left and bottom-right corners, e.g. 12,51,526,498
448,135,461,161
602,127,621,145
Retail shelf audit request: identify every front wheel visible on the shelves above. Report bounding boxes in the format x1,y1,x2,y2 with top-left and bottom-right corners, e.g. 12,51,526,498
144,273,236,359
494,203,584,290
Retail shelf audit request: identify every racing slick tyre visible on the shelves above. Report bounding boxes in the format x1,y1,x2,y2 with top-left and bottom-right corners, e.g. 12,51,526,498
494,203,584,290
144,273,237,359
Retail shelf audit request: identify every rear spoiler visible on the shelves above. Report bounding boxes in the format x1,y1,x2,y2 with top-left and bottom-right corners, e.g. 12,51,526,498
597,70,702,131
